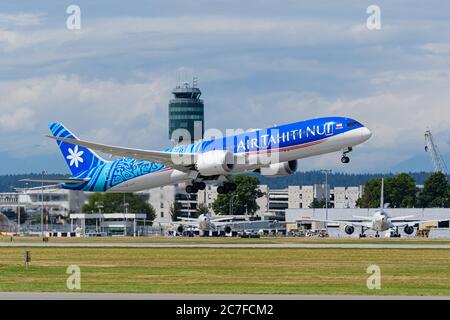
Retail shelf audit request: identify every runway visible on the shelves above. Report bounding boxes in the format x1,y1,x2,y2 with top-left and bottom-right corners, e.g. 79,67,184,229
1,242,450,249
0,292,449,300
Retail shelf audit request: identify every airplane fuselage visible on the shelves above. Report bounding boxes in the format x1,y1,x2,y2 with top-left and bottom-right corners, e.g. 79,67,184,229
370,211,392,232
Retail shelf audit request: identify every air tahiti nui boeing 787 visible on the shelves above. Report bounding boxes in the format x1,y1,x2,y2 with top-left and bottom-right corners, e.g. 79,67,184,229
25,117,372,194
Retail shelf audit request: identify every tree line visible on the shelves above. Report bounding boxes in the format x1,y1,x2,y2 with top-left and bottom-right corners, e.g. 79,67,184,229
356,172,449,208
2,171,448,192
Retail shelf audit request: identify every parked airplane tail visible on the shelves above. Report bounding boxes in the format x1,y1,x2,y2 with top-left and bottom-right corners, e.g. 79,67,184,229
48,122,107,176
380,177,384,209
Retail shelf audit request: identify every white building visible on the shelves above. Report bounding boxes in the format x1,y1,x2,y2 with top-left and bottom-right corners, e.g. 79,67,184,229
1,188,86,218
331,186,364,209
141,183,199,223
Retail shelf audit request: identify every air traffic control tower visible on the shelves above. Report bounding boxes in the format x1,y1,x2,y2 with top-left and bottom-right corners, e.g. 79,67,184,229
168,78,204,143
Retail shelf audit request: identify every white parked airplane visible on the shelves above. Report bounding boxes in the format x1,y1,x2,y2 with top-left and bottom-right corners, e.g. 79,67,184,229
305,179,450,237
164,213,265,235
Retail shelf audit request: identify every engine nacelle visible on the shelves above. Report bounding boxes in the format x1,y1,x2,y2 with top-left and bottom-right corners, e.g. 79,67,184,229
224,226,232,234
344,225,355,235
404,225,414,235
177,225,184,234
195,150,235,176
259,160,298,178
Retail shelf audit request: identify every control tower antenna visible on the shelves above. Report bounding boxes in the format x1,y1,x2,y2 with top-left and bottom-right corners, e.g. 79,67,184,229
424,129,448,174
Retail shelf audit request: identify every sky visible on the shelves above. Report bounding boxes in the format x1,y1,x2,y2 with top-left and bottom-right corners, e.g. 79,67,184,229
1,0,450,174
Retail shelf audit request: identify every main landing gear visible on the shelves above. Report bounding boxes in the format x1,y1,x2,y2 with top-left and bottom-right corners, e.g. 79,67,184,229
186,181,237,195
391,227,401,238
185,181,206,194
359,226,367,238
217,182,237,195
341,147,352,164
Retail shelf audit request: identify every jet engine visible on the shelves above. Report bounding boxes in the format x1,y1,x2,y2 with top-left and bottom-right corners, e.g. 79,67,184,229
404,225,414,235
195,150,235,176
176,225,184,234
259,160,298,177
344,225,355,235
224,226,232,234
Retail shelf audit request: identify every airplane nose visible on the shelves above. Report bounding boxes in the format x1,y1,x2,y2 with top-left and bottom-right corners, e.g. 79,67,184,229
360,127,372,141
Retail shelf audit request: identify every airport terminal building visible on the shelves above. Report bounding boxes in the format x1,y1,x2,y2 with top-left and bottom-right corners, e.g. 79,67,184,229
0,182,363,225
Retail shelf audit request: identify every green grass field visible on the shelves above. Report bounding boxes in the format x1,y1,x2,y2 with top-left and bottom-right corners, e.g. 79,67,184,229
1,246,450,295
2,235,450,245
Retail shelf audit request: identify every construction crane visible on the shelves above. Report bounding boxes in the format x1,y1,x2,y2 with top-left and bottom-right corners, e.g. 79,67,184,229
424,129,448,174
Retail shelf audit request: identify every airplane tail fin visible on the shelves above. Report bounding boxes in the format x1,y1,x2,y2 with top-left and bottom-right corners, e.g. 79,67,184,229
48,123,107,176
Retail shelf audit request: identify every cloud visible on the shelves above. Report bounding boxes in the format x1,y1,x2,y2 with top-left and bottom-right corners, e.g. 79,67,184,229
0,12,46,27
421,42,450,54
0,107,36,132
1,2,450,173
0,74,173,160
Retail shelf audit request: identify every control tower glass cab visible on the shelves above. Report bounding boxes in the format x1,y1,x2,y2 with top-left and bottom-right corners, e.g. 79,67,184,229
169,81,204,144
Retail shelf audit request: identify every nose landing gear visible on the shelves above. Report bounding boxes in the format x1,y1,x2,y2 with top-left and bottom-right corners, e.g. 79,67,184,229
341,147,352,164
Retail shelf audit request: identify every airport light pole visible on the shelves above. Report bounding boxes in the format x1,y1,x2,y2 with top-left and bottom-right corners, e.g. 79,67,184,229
123,202,129,236
41,170,47,238
321,169,332,232
229,195,238,216
229,194,237,216
9,186,20,234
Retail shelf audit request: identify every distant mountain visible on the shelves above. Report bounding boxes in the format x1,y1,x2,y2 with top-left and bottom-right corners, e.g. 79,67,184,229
0,151,67,175
391,153,450,173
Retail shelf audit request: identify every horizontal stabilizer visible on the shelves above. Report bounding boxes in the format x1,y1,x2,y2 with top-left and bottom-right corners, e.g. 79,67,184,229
14,184,62,191
20,178,90,184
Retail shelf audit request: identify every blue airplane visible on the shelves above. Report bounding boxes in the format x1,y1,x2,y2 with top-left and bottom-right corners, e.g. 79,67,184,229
27,117,372,194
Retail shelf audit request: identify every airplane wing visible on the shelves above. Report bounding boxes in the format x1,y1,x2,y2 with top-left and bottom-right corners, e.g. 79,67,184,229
14,184,62,191
212,220,262,227
47,135,195,172
20,178,90,184
178,217,199,222
165,221,198,227
210,217,237,222
302,218,372,228
391,218,450,227
352,215,373,221
390,215,416,221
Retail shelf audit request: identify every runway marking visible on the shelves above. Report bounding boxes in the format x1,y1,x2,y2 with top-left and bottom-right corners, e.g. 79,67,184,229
0,292,449,300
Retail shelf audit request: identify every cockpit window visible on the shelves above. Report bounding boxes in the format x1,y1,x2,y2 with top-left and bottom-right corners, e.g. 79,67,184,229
347,121,362,127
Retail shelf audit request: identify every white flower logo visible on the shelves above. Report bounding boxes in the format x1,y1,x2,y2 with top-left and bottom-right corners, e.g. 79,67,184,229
66,145,84,168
